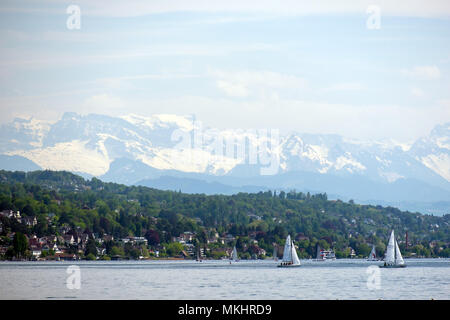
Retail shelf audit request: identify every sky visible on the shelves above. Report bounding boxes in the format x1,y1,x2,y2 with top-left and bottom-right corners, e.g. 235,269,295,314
0,0,449,142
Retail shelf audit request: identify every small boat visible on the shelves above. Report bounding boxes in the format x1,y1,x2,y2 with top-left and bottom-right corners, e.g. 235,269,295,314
277,235,301,267
367,244,378,261
321,249,336,260
230,246,239,262
380,230,406,268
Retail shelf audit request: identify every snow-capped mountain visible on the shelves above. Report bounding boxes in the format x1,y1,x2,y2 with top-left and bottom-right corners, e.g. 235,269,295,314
409,123,450,183
0,112,449,213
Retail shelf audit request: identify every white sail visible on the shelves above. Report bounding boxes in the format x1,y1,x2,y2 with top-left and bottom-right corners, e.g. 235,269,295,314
290,240,301,265
231,246,238,261
282,235,292,262
394,240,404,265
273,246,278,260
384,230,396,265
368,245,377,261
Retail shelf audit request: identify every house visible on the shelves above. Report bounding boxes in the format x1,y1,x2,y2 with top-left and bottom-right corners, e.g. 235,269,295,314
130,236,148,245
172,236,185,244
55,253,78,261
31,246,42,258
102,235,114,242
184,243,195,256
180,232,194,242
12,211,21,223
59,226,71,234
0,210,13,218
79,233,90,244
0,210,20,221
349,247,356,258
63,235,75,245
23,216,37,227
52,243,62,254
224,234,235,242
29,237,40,247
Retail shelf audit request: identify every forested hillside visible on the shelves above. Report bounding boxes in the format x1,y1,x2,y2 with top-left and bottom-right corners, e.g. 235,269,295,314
0,170,448,259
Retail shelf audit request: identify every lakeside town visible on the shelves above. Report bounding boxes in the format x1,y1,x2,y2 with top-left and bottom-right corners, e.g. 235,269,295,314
1,208,448,261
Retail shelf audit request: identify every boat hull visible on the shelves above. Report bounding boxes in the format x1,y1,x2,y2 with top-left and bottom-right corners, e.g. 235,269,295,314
277,264,301,268
379,264,406,268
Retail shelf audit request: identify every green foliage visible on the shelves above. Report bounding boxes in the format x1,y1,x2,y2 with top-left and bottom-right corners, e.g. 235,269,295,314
165,242,184,256
13,232,28,258
85,253,97,260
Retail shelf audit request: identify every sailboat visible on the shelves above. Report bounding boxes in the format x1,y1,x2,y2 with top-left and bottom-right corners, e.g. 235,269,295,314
380,230,406,268
273,245,278,261
367,245,378,261
277,235,301,267
230,246,239,262
196,246,202,262
313,243,325,261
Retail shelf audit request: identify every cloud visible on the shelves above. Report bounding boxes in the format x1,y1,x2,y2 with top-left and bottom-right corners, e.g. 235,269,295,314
116,94,450,142
324,82,365,92
82,94,125,112
210,69,307,98
402,65,441,80
410,87,425,97
216,80,249,97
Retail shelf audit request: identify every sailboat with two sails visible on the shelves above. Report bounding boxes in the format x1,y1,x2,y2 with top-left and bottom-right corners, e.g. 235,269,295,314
277,235,301,268
380,230,406,268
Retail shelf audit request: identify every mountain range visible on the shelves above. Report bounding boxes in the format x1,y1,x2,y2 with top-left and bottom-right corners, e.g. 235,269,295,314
0,112,449,215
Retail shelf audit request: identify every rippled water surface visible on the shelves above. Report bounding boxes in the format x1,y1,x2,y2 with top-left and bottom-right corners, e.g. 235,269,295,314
0,259,449,299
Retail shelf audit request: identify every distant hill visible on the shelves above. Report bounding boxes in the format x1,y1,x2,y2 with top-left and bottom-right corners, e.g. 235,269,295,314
137,175,270,195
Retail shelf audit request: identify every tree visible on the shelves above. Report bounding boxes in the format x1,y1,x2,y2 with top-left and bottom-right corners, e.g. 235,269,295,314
145,229,160,246
86,253,96,260
165,242,183,256
84,239,97,257
13,232,28,258
110,246,125,257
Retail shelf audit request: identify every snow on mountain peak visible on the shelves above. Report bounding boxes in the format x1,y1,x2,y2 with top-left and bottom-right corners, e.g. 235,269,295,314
0,113,449,186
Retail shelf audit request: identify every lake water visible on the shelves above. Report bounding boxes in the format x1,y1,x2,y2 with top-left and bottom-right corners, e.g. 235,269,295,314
0,259,449,300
